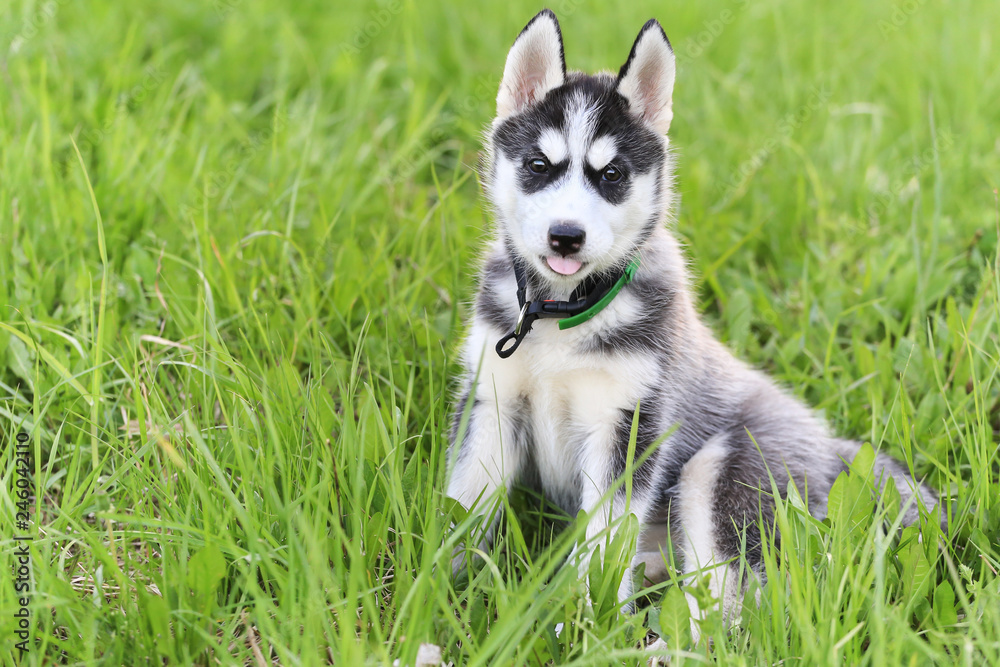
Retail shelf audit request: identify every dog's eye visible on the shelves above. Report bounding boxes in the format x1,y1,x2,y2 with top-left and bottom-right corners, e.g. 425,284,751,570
602,165,623,182
527,157,549,174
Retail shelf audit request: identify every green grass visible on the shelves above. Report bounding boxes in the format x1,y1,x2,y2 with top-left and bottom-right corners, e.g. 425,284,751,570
1,0,998,664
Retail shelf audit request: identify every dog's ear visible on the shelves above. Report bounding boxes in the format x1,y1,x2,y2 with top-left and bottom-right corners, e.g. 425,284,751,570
496,10,566,120
616,19,676,134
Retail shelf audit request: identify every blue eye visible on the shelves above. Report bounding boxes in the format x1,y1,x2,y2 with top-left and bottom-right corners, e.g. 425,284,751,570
527,157,549,174
602,165,623,182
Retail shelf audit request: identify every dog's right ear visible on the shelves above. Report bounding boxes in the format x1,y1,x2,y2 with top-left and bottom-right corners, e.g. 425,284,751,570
496,10,566,120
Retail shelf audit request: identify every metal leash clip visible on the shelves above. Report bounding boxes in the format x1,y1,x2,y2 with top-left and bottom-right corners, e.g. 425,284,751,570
496,302,536,358
513,302,529,336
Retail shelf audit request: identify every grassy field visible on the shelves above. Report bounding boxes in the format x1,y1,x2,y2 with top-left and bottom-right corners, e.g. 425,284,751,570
1,0,998,664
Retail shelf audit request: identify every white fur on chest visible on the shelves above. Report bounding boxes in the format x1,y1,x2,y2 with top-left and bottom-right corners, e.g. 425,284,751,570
466,286,661,509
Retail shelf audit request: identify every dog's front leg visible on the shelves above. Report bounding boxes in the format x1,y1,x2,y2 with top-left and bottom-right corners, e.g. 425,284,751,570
579,475,651,610
446,386,527,574
576,422,653,612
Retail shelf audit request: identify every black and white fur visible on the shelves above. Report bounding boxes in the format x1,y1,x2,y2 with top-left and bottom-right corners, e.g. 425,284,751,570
447,9,939,643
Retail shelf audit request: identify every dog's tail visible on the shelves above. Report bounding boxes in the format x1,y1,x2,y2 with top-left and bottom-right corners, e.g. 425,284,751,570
837,439,945,530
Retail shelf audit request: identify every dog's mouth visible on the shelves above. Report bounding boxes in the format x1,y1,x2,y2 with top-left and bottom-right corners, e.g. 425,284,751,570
544,255,584,276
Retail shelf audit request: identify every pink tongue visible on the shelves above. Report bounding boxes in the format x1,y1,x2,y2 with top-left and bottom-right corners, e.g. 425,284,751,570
546,256,583,275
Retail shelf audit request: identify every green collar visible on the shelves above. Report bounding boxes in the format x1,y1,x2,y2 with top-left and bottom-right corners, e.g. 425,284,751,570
495,257,641,358
558,257,640,329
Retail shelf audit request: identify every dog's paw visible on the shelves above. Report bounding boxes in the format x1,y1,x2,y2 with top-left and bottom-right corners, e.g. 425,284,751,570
646,637,670,666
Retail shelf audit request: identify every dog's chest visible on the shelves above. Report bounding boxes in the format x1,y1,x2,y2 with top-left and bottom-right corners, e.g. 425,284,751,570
511,320,654,507
471,273,661,506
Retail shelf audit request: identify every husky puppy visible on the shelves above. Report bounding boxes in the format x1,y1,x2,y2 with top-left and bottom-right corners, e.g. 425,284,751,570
447,9,939,637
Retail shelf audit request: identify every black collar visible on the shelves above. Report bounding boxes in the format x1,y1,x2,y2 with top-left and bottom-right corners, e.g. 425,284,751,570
495,257,640,358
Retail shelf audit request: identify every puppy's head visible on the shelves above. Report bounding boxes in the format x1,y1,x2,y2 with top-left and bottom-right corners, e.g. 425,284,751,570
485,11,677,288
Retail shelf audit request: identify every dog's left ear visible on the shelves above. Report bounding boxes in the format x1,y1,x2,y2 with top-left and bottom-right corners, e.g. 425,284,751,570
617,19,676,135
496,10,566,120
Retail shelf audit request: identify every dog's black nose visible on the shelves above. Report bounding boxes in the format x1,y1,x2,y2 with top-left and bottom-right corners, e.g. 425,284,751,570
548,223,586,257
